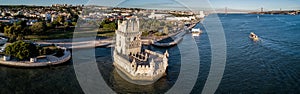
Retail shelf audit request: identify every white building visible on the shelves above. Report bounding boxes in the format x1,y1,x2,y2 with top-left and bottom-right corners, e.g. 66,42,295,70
166,16,196,21
197,11,205,18
148,12,169,19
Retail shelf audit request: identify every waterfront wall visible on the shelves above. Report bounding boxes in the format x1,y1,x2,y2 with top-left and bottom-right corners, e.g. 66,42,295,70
145,49,164,58
114,59,166,81
152,30,187,47
0,50,71,67
113,50,168,81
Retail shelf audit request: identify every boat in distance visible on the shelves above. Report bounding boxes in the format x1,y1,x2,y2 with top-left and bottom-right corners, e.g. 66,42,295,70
191,28,202,36
249,32,259,41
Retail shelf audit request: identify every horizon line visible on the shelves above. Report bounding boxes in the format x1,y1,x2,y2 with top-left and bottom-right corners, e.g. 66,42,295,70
0,4,299,12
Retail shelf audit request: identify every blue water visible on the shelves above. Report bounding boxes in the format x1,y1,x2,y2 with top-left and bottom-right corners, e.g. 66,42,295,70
196,14,300,93
0,14,299,93
96,14,300,93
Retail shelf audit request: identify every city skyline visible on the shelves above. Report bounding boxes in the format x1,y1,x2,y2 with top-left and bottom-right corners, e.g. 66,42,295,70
0,0,299,11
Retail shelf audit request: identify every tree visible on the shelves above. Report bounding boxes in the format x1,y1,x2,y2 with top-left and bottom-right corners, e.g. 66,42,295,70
56,15,65,24
103,22,116,31
64,22,71,31
71,18,78,22
52,20,59,28
99,18,117,31
4,23,25,42
30,22,46,34
4,26,14,40
41,48,51,55
0,22,4,33
46,22,53,29
54,48,64,57
163,26,169,34
16,20,27,28
5,41,38,60
71,22,77,26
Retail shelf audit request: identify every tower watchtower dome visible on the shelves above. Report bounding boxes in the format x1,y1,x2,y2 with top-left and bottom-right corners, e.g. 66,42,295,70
115,17,141,56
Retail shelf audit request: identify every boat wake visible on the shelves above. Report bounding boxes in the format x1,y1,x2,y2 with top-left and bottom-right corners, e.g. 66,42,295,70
274,18,296,26
257,36,300,58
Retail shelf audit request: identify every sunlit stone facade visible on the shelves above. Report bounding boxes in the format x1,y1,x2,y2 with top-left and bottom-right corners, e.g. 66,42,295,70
113,17,169,81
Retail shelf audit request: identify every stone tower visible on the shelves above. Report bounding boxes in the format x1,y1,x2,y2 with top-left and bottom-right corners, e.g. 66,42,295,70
115,17,141,56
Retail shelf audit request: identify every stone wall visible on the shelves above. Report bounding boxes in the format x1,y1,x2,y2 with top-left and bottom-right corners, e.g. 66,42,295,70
0,50,71,67
114,60,166,81
114,50,168,81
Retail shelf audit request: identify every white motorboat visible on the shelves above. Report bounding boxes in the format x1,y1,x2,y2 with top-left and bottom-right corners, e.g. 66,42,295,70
249,32,259,41
191,28,202,36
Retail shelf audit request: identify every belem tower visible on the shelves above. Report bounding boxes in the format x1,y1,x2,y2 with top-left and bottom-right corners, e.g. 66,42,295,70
113,17,169,81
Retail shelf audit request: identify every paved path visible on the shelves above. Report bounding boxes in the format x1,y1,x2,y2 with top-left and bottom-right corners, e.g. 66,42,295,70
0,50,71,67
36,38,115,49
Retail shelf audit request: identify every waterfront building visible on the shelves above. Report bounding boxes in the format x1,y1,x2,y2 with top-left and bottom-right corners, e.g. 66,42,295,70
113,16,169,81
148,11,169,20
197,11,205,18
166,16,196,21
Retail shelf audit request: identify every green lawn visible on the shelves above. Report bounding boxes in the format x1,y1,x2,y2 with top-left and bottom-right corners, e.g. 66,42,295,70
25,29,116,40
97,30,115,37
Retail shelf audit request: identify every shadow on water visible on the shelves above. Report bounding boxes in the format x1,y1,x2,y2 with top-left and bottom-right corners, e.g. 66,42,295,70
0,60,84,94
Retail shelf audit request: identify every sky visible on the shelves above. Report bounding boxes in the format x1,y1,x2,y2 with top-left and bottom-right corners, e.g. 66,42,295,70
0,0,299,11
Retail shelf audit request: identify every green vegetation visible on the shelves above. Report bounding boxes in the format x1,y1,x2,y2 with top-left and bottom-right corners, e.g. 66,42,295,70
1,18,177,40
1,19,78,40
4,21,29,42
1,17,115,40
39,45,64,57
154,32,167,36
25,29,74,40
97,31,115,37
5,41,38,60
139,19,175,36
99,18,117,31
30,22,47,34
40,45,57,55
170,13,193,17
0,22,5,32
54,48,65,57
84,18,118,37
4,41,65,60
163,26,169,34
140,19,161,33
0,5,80,41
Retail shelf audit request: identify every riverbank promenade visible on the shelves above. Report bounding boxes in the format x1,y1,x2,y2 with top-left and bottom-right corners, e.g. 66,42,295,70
0,49,71,67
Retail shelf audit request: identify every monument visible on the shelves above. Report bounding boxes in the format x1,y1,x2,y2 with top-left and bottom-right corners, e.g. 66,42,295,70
113,16,169,82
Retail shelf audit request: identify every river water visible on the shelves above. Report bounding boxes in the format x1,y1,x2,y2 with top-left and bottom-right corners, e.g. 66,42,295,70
0,14,299,93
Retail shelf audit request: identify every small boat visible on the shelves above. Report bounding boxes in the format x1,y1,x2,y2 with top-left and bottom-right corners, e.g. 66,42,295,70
191,28,202,36
249,32,259,41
